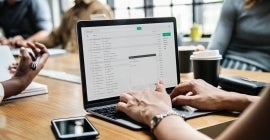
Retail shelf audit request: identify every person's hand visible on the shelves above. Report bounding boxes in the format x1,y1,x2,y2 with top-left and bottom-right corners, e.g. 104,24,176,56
8,35,27,48
194,44,205,51
8,62,19,73
116,80,172,126
0,37,9,45
2,42,49,98
12,42,49,87
171,79,228,110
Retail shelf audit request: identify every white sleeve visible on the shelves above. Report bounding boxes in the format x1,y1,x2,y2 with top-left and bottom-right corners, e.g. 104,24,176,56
0,83,4,103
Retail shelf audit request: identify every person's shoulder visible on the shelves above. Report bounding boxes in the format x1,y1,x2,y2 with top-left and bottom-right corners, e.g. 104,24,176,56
29,0,49,5
28,0,50,11
85,0,110,8
222,0,243,15
87,0,113,13
224,0,243,3
223,0,243,8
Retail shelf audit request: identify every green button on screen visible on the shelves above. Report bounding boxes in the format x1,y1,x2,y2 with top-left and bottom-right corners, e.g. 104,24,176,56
162,32,171,36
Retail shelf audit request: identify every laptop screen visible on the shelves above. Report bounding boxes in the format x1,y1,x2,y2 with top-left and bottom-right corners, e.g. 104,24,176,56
77,17,179,102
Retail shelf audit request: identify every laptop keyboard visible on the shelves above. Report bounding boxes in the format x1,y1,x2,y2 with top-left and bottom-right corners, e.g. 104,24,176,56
92,105,129,120
93,105,207,120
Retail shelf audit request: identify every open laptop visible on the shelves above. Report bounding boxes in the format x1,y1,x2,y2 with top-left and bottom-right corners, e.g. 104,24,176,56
76,17,212,130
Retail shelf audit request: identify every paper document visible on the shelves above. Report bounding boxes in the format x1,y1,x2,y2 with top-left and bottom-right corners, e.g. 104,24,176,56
5,82,48,100
0,46,48,100
0,45,15,81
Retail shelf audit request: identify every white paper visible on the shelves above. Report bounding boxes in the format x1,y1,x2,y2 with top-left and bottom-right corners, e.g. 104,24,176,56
6,82,48,100
0,45,16,82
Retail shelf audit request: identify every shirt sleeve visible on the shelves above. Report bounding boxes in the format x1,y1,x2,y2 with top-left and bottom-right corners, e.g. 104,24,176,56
30,0,53,32
207,0,238,55
0,83,4,103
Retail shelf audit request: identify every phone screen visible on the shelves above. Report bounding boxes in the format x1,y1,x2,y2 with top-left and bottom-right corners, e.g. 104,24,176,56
52,117,99,139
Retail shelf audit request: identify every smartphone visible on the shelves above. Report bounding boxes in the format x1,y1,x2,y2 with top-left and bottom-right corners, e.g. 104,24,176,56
51,116,99,139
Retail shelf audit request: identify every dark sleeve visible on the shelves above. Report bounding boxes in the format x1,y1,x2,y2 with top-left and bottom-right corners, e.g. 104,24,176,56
30,0,53,32
207,0,237,55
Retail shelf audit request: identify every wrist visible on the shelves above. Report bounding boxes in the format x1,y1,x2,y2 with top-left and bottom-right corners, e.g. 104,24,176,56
13,74,33,87
2,77,29,98
150,110,183,132
219,92,253,112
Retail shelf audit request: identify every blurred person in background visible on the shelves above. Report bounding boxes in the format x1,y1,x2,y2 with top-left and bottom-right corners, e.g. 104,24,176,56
39,0,113,53
0,0,52,47
207,0,270,72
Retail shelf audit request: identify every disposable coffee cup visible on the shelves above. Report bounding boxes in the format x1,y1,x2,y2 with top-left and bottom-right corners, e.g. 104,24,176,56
190,50,222,87
178,46,195,74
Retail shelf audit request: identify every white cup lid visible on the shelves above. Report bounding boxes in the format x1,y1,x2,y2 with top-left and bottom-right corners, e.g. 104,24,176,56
178,46,196,51
190,50,222,60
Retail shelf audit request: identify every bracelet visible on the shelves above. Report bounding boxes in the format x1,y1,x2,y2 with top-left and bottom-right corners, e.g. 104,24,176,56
150,110,183,132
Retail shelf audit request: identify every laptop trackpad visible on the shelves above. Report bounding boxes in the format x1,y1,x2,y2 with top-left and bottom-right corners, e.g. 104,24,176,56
173,105,213,119
115,118,144,129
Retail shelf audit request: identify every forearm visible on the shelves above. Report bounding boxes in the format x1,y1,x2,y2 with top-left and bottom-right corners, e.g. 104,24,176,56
1,78,29,98
38,28,62,48
153,116,211,140
218,92,259,112
217,86,270,140
26,30,50,42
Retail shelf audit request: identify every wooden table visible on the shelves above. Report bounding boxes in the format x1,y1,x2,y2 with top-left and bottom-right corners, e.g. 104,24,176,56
0,53,269,140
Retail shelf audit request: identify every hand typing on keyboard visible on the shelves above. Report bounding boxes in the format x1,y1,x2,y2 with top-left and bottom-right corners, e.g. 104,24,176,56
92,105,130,120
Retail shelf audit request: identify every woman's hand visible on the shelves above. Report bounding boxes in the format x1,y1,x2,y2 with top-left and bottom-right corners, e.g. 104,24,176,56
171,79,228,110
0,37,9,45
8,35,27,48
2,42,50,98
116,81,172,126
13,42,49,84
0,35,27,47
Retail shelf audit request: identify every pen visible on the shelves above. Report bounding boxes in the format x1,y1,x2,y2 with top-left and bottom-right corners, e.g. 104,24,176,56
31,54,41,70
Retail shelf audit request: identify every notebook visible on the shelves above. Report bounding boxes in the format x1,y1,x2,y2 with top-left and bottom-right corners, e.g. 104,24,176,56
76,17,212,130
0,46,48,100
39,69,81,84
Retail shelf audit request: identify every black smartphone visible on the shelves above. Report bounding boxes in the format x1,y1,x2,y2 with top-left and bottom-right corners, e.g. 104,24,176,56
51,116,99,139
219,75,268,95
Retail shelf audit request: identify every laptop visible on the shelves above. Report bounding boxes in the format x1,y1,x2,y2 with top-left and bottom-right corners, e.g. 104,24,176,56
76,17,212,130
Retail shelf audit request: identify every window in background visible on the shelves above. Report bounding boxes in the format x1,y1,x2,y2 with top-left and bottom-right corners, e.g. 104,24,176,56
114,0,144,18
59,0,223,37
200,3,222,34
172,5,192,34
60,0,74,13
152,1,190,33
108,0,222,37
195,0,223,36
